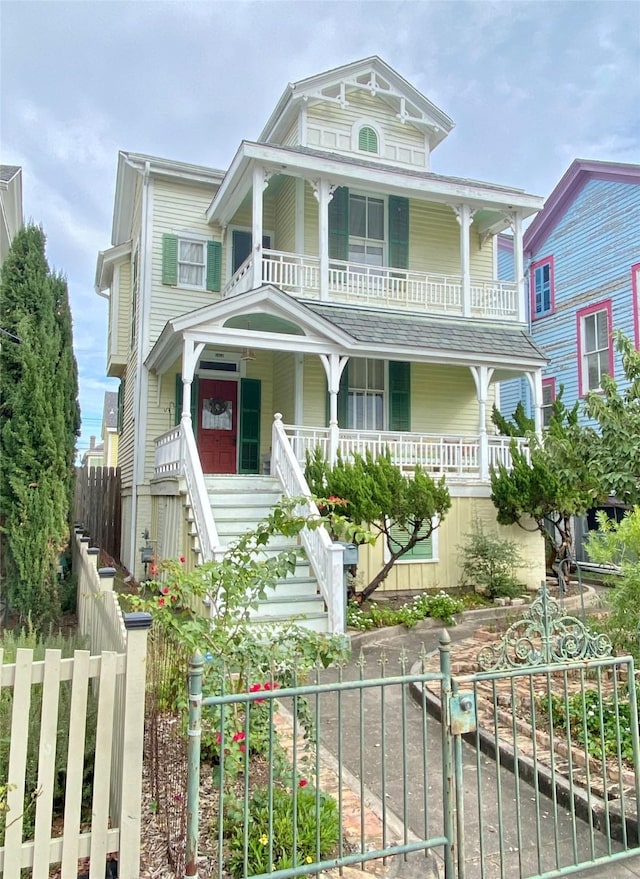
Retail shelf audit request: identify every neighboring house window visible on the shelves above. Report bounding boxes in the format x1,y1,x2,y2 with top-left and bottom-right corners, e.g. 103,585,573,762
530,256,554,319
358,126,378,153
387,519,438,562
162,234,222,292
541,378,555,428
130,249,138,349
349,193,385,266
577,301,613,395
347,358,384,430
117,378,125,434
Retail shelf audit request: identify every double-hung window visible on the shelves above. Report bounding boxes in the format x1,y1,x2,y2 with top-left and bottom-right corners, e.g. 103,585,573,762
530,256,554,319
178,239,206,287
577,302,612,394
347,358,384,430
541,378,555,428
162,233,222,292
349,194,385,267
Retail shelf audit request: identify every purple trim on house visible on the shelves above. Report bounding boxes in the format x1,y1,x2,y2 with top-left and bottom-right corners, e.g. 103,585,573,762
576,299,614,397
529,255,555,322
524,160,640,257
542,376,556,401
633,262,640,351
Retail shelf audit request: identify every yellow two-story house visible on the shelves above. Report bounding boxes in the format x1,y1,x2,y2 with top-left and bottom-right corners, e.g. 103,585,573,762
96,57,547,633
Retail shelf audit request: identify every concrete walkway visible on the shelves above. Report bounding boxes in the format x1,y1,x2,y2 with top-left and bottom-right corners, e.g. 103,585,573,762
314,608,640,879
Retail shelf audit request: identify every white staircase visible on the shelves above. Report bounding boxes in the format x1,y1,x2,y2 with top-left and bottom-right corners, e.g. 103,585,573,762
202,475,330,633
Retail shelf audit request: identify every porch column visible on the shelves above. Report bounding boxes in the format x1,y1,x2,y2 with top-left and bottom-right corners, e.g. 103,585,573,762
181,338,205,425
320,352,349,466
455,204,473,318
470,365,494,480
511,211,526,323
315,179,333,302
526,369,544,438
252,166,267,289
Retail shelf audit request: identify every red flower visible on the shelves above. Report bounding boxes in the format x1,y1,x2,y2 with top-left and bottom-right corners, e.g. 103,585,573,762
161,586,169,595
150,564,157,576
238,744,246,753
263,681,279,691
215,732,222,745
232,731,246,742
158,597,165,607
170,594,177,602
179,556,186,563
298,779,308,788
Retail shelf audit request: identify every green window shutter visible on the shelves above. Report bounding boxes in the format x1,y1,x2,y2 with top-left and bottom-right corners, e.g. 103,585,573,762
239,378,261,474
206,240,222,292
358,126,378,153
328,186,349,261
117,378,125,434
162,234,178,285
388,196,409,270
175,374,198,427
389,521,433,560
389,361,410,431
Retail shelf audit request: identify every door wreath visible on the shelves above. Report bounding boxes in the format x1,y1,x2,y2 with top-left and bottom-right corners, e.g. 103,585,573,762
209,398,228,416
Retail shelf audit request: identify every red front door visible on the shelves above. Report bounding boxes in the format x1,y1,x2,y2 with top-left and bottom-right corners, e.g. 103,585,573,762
198,379,238,474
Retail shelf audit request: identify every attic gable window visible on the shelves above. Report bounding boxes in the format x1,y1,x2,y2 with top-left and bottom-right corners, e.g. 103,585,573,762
358,126,378,154
162,234,221,292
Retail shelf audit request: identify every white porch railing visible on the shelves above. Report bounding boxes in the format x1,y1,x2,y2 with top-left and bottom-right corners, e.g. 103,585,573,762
271,414,345,634
283,423,529,478
153,423,221,561
223,249,519,320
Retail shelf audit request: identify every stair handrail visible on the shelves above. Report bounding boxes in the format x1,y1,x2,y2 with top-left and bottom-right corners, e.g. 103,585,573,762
181,418,222,561
271,413,345,633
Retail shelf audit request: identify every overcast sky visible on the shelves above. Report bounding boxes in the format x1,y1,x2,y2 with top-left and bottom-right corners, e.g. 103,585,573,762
2,0,639,458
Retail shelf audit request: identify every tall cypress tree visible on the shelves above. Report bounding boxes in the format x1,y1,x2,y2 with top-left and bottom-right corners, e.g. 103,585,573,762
0,224,79,628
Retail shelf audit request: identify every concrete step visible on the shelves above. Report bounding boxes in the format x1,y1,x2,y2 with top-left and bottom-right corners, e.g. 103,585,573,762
247,611,331,635
252,593,326,619
205,475,281,493
263,576,320,599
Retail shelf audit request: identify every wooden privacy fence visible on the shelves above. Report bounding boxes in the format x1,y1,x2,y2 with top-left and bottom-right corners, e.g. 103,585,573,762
75,466,122,564
0,529,151,879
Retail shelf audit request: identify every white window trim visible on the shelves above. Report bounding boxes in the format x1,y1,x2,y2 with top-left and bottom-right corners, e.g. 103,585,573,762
351,117,384,156
347,190,388,268
169,229,214,292
383,517,439,564
346,357,389,431
579,306,611,394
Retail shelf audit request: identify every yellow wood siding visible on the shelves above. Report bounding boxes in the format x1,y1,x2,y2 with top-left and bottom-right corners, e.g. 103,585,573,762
282,119,299,147
274,178,297,254
409,201,461,275
357,496,545,594
302,355,327,426
303,183,319,256
411,365,478,434
306,92,427,168
149,179,222,343
119,356,136,488
272,352,296,423
114,260,131,362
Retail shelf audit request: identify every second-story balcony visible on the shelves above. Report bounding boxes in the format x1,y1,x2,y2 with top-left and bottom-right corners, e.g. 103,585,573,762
224,248,519,321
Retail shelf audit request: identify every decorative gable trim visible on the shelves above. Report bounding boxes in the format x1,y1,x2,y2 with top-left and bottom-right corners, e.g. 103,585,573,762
524,159,640,257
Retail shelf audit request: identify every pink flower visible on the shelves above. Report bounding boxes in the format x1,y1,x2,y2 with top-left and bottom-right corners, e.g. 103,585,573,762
215,732,222,745
232,731,246,742
238,744,246,753
170,594,177,602
158,597,165,607
161,586,169,595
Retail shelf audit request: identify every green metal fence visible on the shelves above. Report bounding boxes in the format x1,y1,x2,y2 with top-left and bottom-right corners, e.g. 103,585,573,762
185,586,640,879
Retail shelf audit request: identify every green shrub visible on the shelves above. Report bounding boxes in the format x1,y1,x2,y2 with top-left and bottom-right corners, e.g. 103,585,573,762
225,783,339,877
347,590,464,631
0,627,97,845
458,519,526,599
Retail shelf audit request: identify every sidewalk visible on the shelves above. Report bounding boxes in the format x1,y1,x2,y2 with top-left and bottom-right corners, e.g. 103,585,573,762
314,605,640,879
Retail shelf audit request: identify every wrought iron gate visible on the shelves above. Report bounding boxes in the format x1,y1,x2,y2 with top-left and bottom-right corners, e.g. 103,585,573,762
185,586,640,878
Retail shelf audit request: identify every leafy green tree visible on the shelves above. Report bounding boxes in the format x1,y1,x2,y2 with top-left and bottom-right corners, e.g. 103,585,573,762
491,400,534,437
306,449,451,601
490,394,603,576
584,332,640,505
0,224,80,628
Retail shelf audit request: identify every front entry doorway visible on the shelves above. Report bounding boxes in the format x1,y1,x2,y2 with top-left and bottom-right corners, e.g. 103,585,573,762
198,379,238,474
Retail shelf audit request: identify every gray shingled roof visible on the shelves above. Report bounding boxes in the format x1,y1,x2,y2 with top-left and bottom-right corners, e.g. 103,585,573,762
103,391,118,429
304,303,546,362
0,166,21,183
